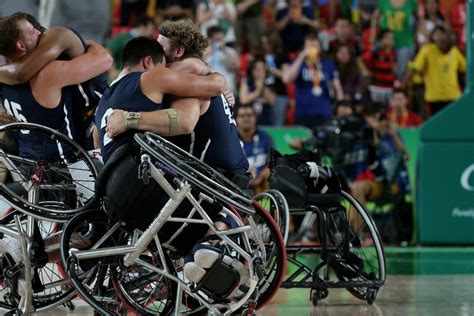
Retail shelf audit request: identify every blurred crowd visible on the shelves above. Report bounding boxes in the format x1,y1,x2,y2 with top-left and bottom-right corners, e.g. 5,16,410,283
0,0,467,243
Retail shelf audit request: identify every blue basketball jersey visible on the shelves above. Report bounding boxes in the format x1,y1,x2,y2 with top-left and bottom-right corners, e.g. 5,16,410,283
171,95,249,175
95,72,164,161
1,82,77,160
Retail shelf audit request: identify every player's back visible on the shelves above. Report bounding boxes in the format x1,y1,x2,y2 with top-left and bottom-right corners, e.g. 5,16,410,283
95,72,164,161
172,94,249,177
1,82,77,160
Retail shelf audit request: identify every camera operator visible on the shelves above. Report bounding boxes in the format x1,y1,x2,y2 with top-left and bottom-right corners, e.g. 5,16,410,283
351,104,410,208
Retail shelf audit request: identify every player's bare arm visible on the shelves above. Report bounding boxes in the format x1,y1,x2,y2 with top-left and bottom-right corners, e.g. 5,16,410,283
31,40,112,108
0,27,86,85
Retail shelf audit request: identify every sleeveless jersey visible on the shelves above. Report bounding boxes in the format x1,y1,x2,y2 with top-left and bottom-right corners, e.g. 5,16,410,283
1,82,77,160
171,94,249,175
95,72,164,161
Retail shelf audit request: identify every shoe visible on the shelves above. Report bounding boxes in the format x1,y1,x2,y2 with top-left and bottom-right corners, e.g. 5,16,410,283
183,258,206,284
0,236,23,263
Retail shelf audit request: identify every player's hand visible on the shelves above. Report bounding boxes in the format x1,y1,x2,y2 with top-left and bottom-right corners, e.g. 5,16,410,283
0,111,17,125
223,89,235,107
105,109,127,138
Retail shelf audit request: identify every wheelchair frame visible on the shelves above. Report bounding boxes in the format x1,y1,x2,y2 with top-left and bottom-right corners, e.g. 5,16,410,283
64,137,269,315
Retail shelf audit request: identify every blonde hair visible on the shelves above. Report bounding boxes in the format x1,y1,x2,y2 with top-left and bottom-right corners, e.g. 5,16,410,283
159,19,208,59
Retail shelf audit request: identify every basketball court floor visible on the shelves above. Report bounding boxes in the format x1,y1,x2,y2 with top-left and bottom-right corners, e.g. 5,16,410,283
37,247,474,315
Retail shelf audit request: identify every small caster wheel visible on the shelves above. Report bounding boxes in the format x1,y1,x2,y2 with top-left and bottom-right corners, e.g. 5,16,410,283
311,292,319,306
320,289,329,299
366,288,378,305
311,289,325,306
64,300,75,311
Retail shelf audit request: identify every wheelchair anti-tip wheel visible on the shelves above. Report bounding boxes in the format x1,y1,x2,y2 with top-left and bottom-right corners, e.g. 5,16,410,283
0,122,99,222
328,191,386,301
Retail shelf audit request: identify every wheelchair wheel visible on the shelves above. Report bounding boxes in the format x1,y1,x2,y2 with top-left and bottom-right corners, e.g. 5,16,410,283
0,214,75,312
329,191,386,301
134,133,254,214
60,210,125,314
115,250,177,315
253,189,289,244
0,122,99,222
251,201,286,309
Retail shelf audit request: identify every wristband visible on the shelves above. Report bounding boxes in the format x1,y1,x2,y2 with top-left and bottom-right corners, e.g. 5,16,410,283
164,108,179,136
124,111,141,130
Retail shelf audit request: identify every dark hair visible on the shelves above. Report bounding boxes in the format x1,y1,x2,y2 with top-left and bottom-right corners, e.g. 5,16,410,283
304,31,319,42
431,25,446,36
159,19,208,59
132,15,156,28
0,12,32,58
246,55,267,84
24,13,45,33
379,29,393,41
392,88,407,96
207,25,224,39
235,104,256,117
121,37,165,68
335,44,359,85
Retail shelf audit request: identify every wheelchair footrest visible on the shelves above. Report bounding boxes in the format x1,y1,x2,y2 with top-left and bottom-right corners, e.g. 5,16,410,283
193,253,240,301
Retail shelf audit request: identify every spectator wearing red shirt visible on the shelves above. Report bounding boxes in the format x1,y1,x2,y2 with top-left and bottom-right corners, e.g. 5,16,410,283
327,18,360,56
367,29,397,105
387,89,422,127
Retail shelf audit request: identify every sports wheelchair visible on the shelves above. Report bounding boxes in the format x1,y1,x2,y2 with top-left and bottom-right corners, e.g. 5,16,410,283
262,149,386,306
59,132,286,315
0,122,101,314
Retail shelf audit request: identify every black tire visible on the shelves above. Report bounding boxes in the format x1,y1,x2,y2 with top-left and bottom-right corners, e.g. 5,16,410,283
60,210,125,315
253,189,289,244
115,251,177,315
330,191,386,301
134,133,254,214
251,201,286,309
0,123,99,222
0,216,75,312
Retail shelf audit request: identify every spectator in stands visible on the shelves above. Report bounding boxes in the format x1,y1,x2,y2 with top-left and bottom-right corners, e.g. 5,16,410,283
404,26,466,115
416,0,447,46
372,0,418,79
239,56,277,125
236,104,274,193
327,18,360,56
235,0,265,52
260,30,289,125
196,0,237,47
351,104,410,213
275,0,319,54
387,89,422,127
119,0,149,26
106,15,156,76
282,33,344,128
155,0,193,23
367,29,397,105
334,44,367,101
204,26,240,94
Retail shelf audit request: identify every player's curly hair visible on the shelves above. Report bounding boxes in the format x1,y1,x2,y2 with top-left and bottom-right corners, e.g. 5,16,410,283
159,19,208,59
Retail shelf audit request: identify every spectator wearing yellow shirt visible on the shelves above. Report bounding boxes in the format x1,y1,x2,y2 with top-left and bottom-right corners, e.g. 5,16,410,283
403,26,466,116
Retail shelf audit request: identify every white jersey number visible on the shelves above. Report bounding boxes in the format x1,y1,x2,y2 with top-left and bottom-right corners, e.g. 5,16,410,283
4,99,29,134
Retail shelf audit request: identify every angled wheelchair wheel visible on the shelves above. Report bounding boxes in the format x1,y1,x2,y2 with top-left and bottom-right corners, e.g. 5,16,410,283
60,210,125,314
115,250,177,315
0,214,75,312
0,123,99,222
253,189,289,244
328,191,386,301
250,201,286,309
134,133,254,214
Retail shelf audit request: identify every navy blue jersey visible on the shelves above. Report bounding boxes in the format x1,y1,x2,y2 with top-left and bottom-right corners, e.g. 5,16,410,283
1,83,77,160
171,95,249,176
95,72,164,161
